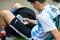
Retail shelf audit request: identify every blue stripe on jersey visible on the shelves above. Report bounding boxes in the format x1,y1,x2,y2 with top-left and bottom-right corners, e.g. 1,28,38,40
46,11,54,21
37,19,42,31
38,19,42,27
31,31,37,37
50,5,59,16
31,20,42,37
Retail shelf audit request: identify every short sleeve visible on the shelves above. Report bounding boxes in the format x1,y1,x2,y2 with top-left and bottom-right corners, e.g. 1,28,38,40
37,13,57,32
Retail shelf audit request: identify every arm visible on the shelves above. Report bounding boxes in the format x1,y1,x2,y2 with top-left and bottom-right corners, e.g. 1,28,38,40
24,18,38,24
51,30,60,40
27,19,38,24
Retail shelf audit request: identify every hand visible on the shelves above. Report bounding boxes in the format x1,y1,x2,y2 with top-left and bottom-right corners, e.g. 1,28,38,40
23,18,30,24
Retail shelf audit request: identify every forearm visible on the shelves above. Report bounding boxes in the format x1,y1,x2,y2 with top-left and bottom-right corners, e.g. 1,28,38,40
51,29,60,40
29,19,38,24
54,33,60,40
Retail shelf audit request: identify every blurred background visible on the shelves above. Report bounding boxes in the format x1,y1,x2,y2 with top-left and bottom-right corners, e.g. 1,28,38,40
0,0,60,13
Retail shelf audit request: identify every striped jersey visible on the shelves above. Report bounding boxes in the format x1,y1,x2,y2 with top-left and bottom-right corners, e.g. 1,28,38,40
31,5,60,40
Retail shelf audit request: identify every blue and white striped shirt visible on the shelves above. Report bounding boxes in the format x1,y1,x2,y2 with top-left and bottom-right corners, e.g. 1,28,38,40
31,5,60,40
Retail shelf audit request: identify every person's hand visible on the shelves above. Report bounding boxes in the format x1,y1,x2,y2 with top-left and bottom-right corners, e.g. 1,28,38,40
23,18,30,24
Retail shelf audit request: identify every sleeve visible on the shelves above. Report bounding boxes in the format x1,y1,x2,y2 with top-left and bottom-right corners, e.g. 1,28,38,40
37,13,57,32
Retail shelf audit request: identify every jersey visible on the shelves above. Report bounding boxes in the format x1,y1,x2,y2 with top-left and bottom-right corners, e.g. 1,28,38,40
31,5,60,40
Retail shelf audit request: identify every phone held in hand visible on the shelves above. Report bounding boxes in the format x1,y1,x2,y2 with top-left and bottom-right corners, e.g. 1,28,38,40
16,14,28,25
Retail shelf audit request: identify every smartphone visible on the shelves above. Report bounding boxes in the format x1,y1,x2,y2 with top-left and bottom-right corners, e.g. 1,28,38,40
16,14,28,25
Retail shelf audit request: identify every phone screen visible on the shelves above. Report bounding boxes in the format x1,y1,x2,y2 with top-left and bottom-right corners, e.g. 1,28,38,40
16,14,28,24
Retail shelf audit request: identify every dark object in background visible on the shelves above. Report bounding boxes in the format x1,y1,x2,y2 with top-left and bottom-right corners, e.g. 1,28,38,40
6,7,36,37
53,15,60,28
13,7,36,29
1,36,6,40
53,0,60,2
